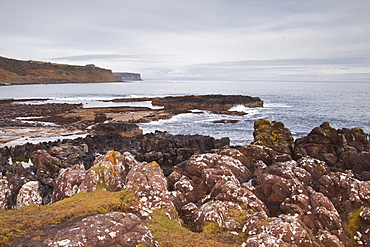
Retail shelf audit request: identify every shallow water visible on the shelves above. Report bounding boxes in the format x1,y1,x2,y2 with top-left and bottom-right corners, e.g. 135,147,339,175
1,80,369,146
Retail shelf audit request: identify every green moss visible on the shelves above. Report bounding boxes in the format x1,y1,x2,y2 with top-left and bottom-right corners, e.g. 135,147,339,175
0,189,135,246
145,210,238,247
344,207,365,244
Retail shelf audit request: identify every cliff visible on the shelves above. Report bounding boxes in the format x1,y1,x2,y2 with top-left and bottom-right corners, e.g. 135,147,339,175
113,72,142,81
0,56,119,84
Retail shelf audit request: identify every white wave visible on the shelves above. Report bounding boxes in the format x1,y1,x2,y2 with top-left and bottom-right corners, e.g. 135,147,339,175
264,103,291,108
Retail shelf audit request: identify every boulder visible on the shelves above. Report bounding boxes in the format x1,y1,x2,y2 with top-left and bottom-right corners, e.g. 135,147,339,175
243,214,313,247
89,151,138,192
13,212,158,247
0,177,11,209
192,200,243,231
125,161,177,218
252,119,294,156
52,151,139,202
52,164,97,202
16,181,43,209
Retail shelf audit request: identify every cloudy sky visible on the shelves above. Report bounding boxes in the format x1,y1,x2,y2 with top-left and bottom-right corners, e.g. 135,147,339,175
0,0,369,81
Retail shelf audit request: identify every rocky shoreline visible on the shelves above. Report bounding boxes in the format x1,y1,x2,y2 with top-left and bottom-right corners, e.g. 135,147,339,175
0,95,369,246
0,95,262,146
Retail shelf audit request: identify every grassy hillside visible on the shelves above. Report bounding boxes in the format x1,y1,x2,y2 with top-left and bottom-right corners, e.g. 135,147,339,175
0,56,118,84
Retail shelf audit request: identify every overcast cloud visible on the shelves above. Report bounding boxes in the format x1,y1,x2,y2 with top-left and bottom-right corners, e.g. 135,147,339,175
0,0,369,81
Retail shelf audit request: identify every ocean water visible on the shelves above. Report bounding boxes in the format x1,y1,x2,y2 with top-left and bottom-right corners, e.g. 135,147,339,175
1,80,369,146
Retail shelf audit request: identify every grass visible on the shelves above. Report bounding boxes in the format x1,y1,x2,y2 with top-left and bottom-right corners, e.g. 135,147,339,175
145,210,241,247
0,189,135,246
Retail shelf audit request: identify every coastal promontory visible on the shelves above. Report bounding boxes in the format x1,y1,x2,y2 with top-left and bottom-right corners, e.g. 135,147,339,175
0,56,120,84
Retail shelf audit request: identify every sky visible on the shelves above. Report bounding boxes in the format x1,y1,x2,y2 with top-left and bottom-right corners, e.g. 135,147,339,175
0,0,369,81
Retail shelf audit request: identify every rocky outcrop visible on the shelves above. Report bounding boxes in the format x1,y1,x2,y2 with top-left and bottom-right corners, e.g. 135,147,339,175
1,119,370,246
252,119,294,156
13,212,158,247
0,56,118,84
92,122,143,137
125,161,177,218
294,121,370,180
151,94,263,111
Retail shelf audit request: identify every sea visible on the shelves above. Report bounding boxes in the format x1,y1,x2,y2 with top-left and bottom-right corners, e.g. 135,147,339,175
1,80,369,146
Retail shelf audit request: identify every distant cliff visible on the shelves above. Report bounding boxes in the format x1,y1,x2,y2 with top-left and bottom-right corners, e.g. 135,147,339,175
0,56,119,85
113,72,142,81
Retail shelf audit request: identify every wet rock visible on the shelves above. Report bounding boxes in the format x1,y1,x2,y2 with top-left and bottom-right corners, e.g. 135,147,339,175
13,212,158,247
252,119,294,156
16,181,43,209
92,122,143,137
125,161,177,218
48,144,86,168
152,95,263,111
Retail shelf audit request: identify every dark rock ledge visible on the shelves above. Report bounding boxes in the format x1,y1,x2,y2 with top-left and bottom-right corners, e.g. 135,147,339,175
0,120,369,246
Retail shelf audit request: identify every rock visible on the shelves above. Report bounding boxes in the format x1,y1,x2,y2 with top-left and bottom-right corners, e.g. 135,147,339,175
239,144,292,167
13,212,158,247
31,150,61,187
281,186,348,245
211,182,268,215
243,214,314,247
151,95,263,111
186,153,252,184
48,144,86,168
318,170,370,220
253,157,331,214
252,119,294,156
125,161,177,218
0,177,11,209
52,164,96,202
52,151,139,202
192,200,243,231
358,207,370,246
92,122,143,137
89,151,138,192
294,122,370,179
16,181,43,209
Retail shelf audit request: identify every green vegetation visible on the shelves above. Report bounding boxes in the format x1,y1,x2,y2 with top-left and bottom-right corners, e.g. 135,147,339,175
146,210,240,247
0,56,118,84
344,207,365,244
0,189,135,246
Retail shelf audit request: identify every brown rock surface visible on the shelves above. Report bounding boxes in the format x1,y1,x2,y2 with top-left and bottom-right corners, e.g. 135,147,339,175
13,212,158,247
